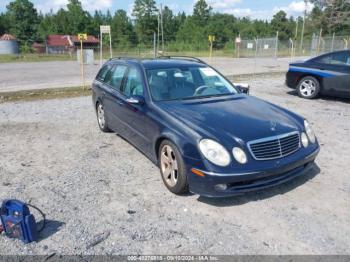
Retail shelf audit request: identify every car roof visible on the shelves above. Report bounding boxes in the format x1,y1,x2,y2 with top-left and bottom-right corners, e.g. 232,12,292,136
108,57,207,70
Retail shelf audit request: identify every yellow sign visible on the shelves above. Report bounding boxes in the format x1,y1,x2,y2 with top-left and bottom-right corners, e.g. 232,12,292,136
208,35,216,42
78,33,88,41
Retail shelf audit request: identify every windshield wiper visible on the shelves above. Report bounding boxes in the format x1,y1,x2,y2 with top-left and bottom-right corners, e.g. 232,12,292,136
180,93,235,100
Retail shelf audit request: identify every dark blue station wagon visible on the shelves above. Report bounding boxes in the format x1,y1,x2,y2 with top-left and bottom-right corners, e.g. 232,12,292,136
92,57,320,197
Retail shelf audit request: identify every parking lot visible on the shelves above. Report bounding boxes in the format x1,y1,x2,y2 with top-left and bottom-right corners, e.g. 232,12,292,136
0,57,298,92
0,74,349,255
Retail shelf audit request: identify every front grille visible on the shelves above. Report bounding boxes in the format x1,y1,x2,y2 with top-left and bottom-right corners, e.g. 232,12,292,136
248,132,301,160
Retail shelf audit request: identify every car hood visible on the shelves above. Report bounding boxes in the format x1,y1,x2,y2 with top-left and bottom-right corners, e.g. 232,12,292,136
156,95,303,145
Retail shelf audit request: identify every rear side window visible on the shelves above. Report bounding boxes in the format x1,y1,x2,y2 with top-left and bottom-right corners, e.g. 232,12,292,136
96,65,110,82
105,65,128,91
315,52,350,66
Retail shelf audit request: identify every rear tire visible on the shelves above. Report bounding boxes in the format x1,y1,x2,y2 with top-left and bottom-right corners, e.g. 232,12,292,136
96,102,111,132
297,76,320,99
159,140,189,195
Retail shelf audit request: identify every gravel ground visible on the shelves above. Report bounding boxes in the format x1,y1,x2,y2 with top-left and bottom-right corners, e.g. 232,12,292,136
0,57,306,92
0,75,349,255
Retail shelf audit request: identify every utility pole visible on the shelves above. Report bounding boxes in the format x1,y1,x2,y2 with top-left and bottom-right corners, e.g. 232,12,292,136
300,0,307,53
157,13,160,55
275,31,279,58
160,4,164,53
295,18,299,40
153,32,157,58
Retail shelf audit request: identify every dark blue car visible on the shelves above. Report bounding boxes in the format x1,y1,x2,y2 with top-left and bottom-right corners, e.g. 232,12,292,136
286,50,350,99
92,57,320,197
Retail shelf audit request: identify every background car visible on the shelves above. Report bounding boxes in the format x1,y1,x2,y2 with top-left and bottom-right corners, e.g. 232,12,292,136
93,56,319,197
286,50,350,99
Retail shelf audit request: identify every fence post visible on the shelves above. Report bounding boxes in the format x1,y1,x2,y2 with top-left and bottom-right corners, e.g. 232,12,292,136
253,38,258,81
275,31,279,59
317,28,323,55
289,38,294,62
153,32,157,58
331,32,335,52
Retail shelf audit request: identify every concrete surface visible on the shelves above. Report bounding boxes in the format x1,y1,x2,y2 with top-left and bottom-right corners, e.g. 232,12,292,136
0,75,349,255
0,57,307,92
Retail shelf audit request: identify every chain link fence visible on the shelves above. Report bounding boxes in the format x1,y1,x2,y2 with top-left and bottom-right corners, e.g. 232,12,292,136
236,34,350,60
22,32,350,60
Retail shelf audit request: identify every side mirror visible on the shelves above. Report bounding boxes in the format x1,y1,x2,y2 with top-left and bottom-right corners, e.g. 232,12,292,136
233,83,250,94
126,95,145,105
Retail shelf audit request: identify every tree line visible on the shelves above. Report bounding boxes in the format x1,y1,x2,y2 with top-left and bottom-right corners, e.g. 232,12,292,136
0,0,349,52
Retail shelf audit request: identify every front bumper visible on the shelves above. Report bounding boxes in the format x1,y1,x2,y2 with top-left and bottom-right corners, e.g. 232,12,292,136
187,147,319,197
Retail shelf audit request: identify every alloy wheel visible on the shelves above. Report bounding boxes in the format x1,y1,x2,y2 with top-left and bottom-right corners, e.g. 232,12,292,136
299,79,316,97
160,145,179,187
97,103,106,129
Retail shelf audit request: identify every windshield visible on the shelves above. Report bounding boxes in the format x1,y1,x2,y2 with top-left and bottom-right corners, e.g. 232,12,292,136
146,66,238,101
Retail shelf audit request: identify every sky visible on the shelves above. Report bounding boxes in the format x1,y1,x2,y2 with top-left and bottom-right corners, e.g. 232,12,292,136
0,0,315,20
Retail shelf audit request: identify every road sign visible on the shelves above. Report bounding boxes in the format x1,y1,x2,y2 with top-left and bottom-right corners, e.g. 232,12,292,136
77,33,87,41
208,35,216,42
77,33,87,90
100,25,113,66
235,37,241,44
100,25,111,34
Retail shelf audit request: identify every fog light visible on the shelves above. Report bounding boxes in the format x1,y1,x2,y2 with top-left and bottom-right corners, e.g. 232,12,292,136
301,132,309,148
215,184,228,191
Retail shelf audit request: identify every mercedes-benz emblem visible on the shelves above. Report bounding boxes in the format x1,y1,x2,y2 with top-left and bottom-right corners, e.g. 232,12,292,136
270,121,277,131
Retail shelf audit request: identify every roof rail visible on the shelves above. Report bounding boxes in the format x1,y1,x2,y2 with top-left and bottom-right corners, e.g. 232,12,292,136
108,56,141,62
158,55,207,64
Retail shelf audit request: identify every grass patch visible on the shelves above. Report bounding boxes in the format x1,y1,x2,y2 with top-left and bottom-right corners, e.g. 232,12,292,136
0,53,74,63
0,86,91,103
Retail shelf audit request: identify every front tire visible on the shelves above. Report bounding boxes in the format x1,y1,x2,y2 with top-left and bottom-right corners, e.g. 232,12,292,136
159,140,189,195
297,76,320,99
96,102,111,132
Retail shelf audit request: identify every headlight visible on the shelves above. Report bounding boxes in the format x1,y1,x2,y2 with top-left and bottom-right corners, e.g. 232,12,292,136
304,120,316,143
199,139,231,166
301,132,309,148
232,147,248,164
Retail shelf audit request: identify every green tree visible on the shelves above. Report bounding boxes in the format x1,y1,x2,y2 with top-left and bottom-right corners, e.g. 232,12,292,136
65,0,90,34
5,0,39,46
309,0,350,34
207,13,238,48
271,11,294,40
176,17,207,50
132,0,158,44
87,11,104,36
193,0,212,25
161,6,179,42
0,13,8,35
37,11,61,40
112,9,136,48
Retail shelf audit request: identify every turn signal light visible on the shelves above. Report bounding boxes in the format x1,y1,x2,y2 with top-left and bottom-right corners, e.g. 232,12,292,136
191,168,205,177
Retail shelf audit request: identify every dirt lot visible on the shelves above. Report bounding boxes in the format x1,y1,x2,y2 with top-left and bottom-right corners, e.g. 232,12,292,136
0,57,303,92
0,75,349,255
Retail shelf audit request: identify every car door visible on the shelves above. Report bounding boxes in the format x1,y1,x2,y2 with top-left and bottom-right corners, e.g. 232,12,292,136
312,51,350,95
101,63,128,133
116,66,155,154
336,51,350,95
